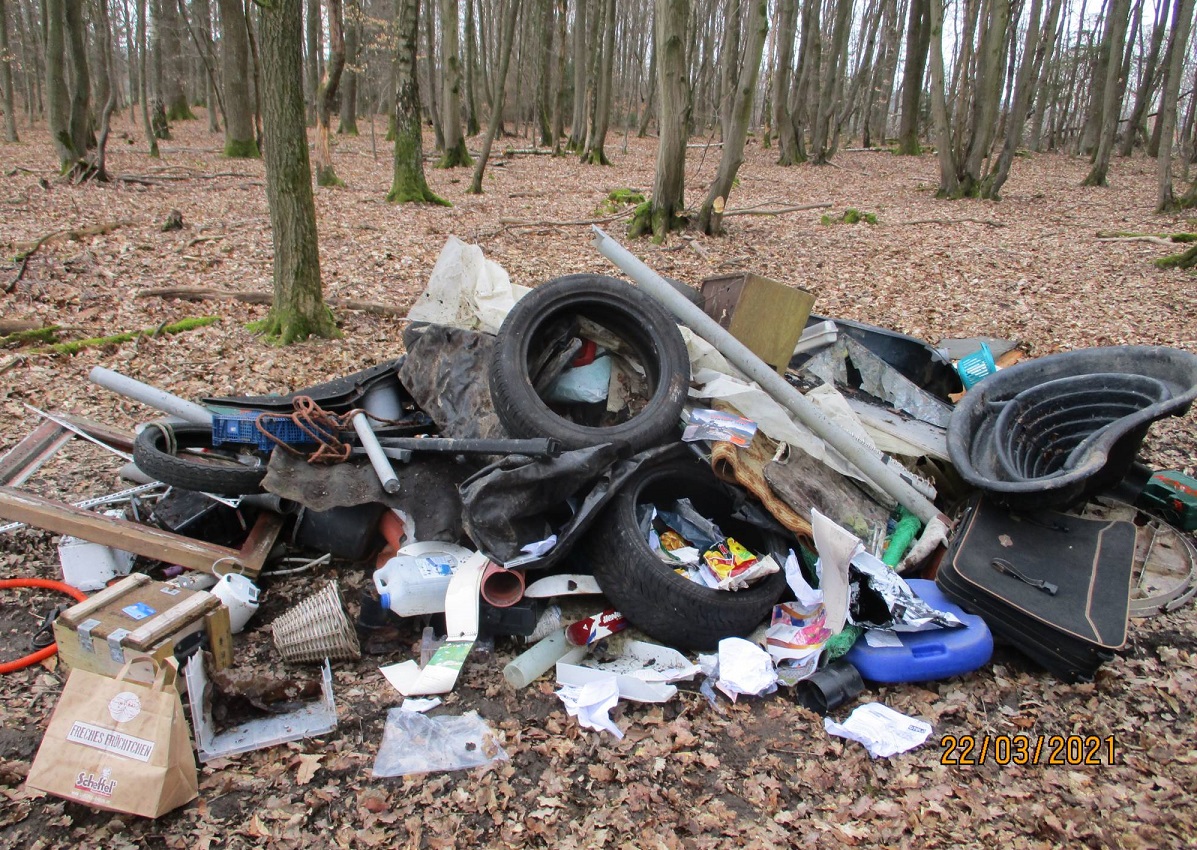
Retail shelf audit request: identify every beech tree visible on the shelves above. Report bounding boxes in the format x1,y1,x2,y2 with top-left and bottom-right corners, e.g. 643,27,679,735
388,0,447,204
256,0,337,344
438,0,471,166
698,0,767,235
629,0,691,242
314,0,347,185
0,0,17,142
218,0,258,156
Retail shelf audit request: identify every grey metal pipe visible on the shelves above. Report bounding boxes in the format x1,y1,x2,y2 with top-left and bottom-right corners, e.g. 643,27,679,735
591,225,944,525
90,366,213,424
352,413,401,495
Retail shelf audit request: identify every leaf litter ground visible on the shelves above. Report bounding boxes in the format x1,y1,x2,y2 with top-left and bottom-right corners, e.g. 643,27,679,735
1,117,1196,848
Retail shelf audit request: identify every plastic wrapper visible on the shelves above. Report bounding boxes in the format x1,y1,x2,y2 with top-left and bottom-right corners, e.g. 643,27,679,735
372,709,508,777
848,550,964,631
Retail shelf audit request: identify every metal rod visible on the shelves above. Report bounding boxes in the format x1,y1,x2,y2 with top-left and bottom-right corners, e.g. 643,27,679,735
374,436,561,457
591,225,943,525
24,404,134,462
352,413,401,494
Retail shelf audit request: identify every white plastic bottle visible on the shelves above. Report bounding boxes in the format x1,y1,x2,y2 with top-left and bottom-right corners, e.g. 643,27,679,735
373,542,474,617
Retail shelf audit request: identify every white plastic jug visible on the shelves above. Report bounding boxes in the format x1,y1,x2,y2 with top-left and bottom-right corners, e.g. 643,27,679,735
374,542,474,617
212,572,260,634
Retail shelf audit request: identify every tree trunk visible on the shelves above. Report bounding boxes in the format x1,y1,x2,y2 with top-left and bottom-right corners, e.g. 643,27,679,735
438,0,471,166
470,0,521,192
1155,0,1195,210
1027,0,1064,151
338,0,360,135
1082,0,1132,185
788,0,821,163
305,0,319,123
388,0,448,204
960,0,1011,189
567,0,588,150
45,0,79,170
582,0,615,163
897,0,931,154
534,0,553,146
810,0,853,162
422,0,444,149
980,0,1046,198
863,0,903,148
63,0,91,153
637,34,657,137
629,0,690,242
717,0,742,139
699,0,767,235
137,0,159,156
773,0,797,162
552,0,568,147
928,0,959,195
464,0,480,135
1118,0,1167,155
0,0,17,142
257,0,336,344
158,0,192,120
90,0,117,181
219,0,257,156
315,0,347,186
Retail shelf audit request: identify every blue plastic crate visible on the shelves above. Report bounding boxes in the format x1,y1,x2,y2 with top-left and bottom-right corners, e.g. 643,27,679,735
211,411,332,452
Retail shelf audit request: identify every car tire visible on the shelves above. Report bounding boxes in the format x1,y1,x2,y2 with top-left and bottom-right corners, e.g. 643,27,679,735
580,457,788,650
488,274,690,453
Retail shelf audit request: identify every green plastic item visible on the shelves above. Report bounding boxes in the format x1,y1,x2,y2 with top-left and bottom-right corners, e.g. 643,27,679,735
824,625,864,660
882,507,923,567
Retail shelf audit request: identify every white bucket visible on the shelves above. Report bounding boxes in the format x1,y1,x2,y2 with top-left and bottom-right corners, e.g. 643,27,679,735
212,572,261,634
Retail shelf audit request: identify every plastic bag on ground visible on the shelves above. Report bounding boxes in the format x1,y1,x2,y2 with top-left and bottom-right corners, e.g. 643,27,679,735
824,702,933,758
371,709,508,777
406,236,530,334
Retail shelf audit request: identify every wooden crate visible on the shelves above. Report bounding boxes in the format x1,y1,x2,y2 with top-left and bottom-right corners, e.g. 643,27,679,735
701,273,815,374
54,574,233,687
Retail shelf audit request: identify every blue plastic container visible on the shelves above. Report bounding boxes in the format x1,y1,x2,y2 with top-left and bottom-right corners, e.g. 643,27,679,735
957,342,997,389
211,410,332,452
844,579,993,683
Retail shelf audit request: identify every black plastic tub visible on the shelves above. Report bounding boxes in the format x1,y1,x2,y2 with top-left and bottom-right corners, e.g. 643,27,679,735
947,346,1197,511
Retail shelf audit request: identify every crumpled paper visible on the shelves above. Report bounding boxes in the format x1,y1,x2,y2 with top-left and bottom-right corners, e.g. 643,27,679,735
824,702,933,758
556,678,624,738
714,637,777,701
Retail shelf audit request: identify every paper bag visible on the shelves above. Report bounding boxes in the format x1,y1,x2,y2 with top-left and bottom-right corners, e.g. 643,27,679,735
25,656,199,818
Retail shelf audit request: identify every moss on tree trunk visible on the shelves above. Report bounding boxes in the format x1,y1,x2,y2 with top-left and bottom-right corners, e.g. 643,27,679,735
257,0,337,345
387,0,448,205
1156,244,1197,269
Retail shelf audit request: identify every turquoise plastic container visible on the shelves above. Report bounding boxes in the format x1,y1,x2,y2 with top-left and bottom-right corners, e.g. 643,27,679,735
957,342,997,389
844,579,993,683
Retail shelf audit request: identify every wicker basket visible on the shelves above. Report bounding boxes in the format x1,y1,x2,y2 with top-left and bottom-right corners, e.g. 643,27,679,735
272,582,361,663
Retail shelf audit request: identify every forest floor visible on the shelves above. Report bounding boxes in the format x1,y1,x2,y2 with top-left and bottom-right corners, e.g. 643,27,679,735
1,113,1197,849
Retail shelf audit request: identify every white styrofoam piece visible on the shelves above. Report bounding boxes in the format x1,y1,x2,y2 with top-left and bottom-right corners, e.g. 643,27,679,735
523,574,603,598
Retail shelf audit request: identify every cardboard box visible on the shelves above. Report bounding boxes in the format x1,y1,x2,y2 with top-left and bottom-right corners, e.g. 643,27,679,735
700,273,815,374
53,574,233,687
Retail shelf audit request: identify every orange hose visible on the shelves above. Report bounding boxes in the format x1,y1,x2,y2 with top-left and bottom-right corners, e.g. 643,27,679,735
0,578,88,674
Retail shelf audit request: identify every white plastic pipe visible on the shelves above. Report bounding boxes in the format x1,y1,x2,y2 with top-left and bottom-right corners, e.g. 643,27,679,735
591,225,944,526
503,628,586,688
90,366,213,424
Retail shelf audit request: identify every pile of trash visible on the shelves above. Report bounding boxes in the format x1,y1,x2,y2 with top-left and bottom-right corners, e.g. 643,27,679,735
3,230,1197,817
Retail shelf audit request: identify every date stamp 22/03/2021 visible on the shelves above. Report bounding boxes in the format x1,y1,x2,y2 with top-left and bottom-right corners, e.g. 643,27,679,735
939,734,1119,766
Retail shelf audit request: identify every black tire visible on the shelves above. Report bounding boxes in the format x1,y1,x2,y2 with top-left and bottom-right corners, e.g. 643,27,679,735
489,274,690,453
580,458,788,651
133,423,267,496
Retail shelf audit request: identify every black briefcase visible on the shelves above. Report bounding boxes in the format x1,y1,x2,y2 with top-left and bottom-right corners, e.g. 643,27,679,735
937,495,1135,681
